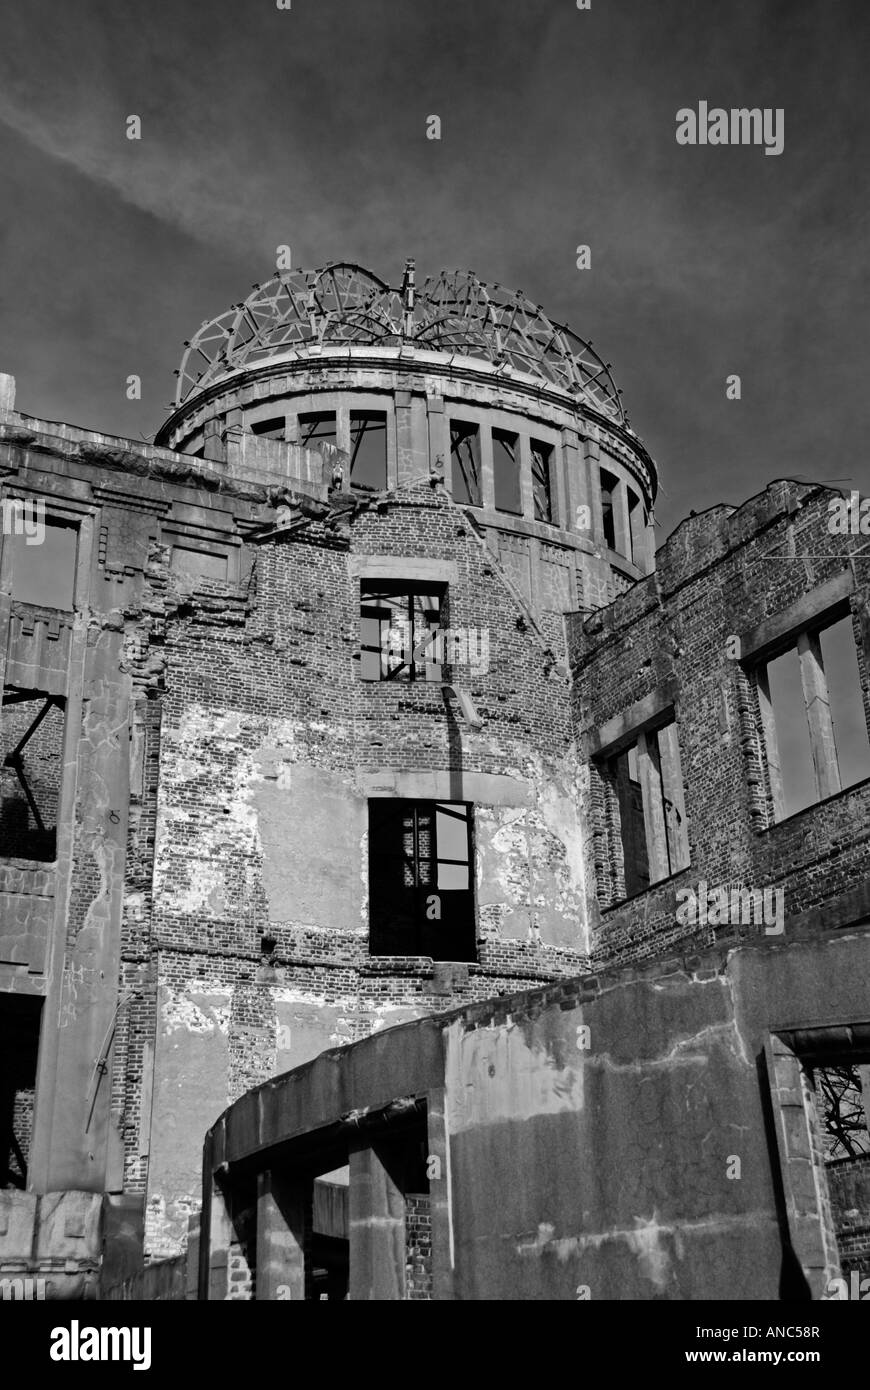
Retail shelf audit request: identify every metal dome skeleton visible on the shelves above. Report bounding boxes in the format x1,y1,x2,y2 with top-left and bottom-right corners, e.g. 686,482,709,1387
174,261,625,422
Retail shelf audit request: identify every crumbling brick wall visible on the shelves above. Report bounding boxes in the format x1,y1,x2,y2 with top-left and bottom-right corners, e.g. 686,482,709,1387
570,481,870,967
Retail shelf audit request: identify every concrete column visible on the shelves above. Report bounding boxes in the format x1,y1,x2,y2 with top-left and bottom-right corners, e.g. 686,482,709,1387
583,436,604,542
394,389,413,488
0,374,16,412
256,1169,309,1300
427,1087,455,1301
348,1141,406,1300
426,396,448,482
205,1182,233,1302
202,416,225,463
798,631,841,801
479,425,494,511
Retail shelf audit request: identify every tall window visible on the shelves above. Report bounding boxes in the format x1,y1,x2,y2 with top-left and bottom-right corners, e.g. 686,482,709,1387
368,800,475,960
349,411,387,490
493,428,522,515
755,613,870,821
531,440,554,523
600,467,619,553
449,421,482,507
299,411,337,449
360,583,444,682
605,719,689,899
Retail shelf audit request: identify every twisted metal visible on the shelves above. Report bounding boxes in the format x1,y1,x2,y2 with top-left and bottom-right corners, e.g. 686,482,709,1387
174,262,624,421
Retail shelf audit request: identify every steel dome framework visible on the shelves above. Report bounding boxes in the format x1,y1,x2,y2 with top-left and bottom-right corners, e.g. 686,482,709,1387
174,262,626,422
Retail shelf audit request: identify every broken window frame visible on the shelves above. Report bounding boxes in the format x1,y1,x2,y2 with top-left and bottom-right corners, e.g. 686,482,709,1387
601,716,690,904
492,428,522,516
250,417,286,441
348,410,388,491
1,687,66,861
449,420,482,508
7,514,79,612
359,583,445,683
298,410,338,449
368,798,476,961
531,439,555,524
752,608,870,824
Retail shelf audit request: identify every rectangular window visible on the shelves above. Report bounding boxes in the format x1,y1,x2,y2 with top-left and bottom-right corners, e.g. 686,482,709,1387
755,613,870,821
449,421,482,507
9,518,78,611
531,440,554,523
299,410,337,450
600,467,618,552
360,584,444,682
605,718,690,900
493,428,522,515
349,411,387,491
251,417,286,440
0,995,42,1189
368,799,475,960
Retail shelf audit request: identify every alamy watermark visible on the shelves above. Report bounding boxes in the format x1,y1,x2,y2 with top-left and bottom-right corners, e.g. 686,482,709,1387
676,103,784,156
386,622,490,674
676,880,784,935
827,491,870,534
1,496,45,545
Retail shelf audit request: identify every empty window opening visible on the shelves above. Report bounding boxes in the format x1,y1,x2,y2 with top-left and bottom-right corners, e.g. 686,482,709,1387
349,411,387,491
1,995,41,1190
9,518,77,611
531,440,554,523
811,1063,870,1279
600,468,619,552
627,487,643,564
449,421,482,507
251,417,286,441
757,613,870,821
360,584,444,682
1,689,65,861
311,1165,349,1301
493,429,522,515
298,411,337,450
369,799,475,960
606,719,689,900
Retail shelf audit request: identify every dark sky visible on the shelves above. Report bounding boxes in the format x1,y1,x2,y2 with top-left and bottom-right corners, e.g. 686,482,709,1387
0,0,867,538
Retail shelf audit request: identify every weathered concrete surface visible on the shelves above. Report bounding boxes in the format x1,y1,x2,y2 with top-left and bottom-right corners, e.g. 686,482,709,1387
203,927,870,1300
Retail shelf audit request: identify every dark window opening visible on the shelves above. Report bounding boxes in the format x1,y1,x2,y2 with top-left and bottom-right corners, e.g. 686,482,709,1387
1,995,42,1190
600,467,618,552
811,1062,870,1279
311,1166,349,1301
9,518,78,611
349,411,387,491
756,612,870,822
531,440,554,523
360,584,444,682
449,421,482,507
369,799,476,960
605,719,689,901
627,487,643,564
0,689,65,861
493,429,522,515
251,417,286,441
298,411,338,450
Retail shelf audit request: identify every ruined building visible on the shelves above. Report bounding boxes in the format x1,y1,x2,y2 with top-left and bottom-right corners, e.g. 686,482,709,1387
0,265,867,1301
